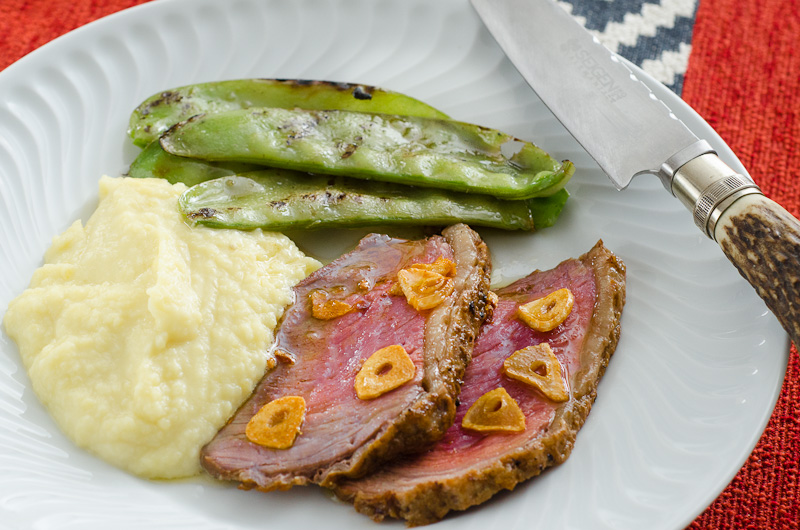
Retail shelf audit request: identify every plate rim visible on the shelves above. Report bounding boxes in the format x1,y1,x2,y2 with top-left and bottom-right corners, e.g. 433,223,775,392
0,0,790,528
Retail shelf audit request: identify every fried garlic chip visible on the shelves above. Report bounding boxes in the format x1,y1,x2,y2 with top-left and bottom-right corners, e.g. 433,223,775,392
396,257,457,311
461,387,526,433
310,289,354,320
245,396,306,449
517,288,574,332
355,345,416,400
502,343,569,402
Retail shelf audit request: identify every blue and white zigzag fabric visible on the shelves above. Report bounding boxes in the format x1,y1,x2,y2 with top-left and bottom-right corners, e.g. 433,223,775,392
558,0,699,95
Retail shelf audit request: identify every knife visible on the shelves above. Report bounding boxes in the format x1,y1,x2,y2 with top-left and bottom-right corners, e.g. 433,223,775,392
471,0,800,348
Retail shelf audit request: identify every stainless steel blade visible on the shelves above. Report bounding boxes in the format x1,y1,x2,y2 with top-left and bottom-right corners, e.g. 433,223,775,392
471,0,800,354
470,0,702,190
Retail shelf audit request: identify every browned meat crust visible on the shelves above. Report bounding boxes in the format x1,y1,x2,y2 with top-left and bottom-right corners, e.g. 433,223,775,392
333,240,626,525
321,224,494,486
200,224,492,491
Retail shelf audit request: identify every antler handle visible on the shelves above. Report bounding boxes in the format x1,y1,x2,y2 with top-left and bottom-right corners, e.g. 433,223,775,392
671,153,800,347
715,193,800,346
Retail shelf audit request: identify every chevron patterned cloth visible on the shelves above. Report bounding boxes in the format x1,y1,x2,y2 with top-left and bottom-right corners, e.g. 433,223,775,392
1,1,798,529
559,0,699,94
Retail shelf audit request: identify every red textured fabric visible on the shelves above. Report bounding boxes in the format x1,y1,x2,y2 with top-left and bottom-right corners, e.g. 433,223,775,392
0,0,154,70
683,0,800,528
1,0,798,529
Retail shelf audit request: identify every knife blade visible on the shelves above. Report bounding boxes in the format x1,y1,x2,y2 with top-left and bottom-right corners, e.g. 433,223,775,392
471,0,800,348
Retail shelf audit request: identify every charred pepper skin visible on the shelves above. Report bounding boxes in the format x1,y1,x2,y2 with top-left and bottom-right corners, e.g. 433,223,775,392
128,78,572,231
178,172,569,232
128,79,449,148
126,143,569,230
160,108,574,200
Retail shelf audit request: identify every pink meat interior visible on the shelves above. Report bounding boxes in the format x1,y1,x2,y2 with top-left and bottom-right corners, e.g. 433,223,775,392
379,256,597,477
202,234,453,480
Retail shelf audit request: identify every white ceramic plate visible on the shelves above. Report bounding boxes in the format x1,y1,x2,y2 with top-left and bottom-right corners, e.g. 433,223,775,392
0,0,788,528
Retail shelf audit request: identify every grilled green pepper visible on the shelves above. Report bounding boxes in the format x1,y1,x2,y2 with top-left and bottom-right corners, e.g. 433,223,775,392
129,79,449,148
126,140,260,186
160,108,574,200
178,171,569,231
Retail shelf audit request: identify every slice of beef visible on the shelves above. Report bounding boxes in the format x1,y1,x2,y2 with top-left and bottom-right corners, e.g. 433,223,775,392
201,223,492,491
333,240,626,526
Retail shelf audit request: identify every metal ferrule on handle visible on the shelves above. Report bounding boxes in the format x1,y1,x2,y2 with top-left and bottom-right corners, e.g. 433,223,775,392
659,147,800,348
470,0,800,349
657,141,763,239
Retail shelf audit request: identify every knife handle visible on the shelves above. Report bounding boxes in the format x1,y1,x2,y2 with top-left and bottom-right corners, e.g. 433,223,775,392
672,154,800,347
714,193,800,347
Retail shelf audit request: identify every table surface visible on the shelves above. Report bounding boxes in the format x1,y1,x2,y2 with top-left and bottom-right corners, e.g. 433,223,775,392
1,0,798,528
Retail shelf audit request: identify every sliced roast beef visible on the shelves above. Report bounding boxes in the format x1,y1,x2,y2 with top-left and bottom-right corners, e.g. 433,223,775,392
333,240,626,526
201,223,492,491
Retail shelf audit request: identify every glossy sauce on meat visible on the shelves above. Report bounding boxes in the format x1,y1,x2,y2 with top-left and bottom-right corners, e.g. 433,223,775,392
334,241,625,526
201,225,492,492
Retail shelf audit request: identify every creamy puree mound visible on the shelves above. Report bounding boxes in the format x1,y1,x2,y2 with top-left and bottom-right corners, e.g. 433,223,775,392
2,176,320,479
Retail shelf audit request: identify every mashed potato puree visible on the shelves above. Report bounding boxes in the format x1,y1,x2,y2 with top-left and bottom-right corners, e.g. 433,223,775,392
3,176,320,479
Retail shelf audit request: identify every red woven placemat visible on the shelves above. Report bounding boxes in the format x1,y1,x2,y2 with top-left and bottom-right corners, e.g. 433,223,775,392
683,0,800,527
0,0,153,70
2,0,798,528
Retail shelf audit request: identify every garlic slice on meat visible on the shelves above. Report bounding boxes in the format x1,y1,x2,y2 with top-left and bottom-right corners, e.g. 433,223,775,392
517,288,574,332
310,289,355,320
502,343,569,402
355,345,416,400
461,387,526,433
245,396,306,449
396,257,456,311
